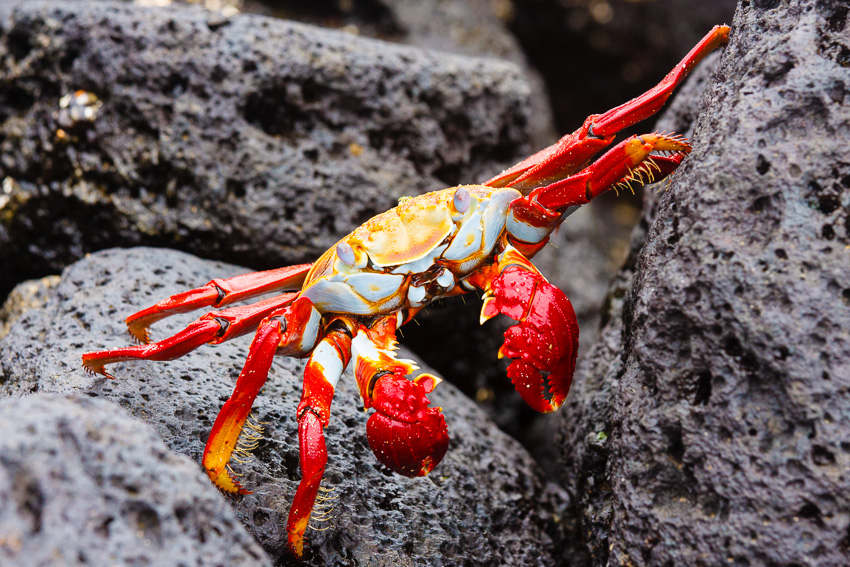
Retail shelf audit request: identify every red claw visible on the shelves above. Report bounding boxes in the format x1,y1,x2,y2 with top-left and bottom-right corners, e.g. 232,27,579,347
366,373,449,477
484,266,579,413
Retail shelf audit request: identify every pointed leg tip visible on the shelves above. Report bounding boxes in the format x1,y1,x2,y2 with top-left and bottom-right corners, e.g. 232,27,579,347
205,464,252,495
287,537,305,559
81,355,115,379
127,323,152,344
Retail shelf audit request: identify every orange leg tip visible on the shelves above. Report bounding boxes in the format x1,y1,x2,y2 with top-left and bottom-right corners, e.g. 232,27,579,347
205,465,250,494
126,322,152,344
124,309,162,344
287,534,305,559
81,354,115,379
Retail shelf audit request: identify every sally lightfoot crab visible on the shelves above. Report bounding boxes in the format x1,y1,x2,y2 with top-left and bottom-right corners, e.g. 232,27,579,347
82,25,730,557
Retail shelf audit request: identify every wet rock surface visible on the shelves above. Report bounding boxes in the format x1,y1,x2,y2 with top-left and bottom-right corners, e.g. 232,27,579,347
560,2,850,566
0,394,271,567
0,0,533,297
0,247,569,566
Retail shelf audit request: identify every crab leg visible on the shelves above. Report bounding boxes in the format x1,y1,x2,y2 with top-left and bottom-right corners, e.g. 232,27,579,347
203,317,285,493
201,296,325,499
486,24,730,191
528,132,691,211
504,132,691,251
81,293,297,378
287,329,352,558
126,263,312,343
589,25,730,137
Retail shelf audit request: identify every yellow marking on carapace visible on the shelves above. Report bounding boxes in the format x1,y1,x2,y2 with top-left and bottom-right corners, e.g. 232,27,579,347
346,186,492,267
303,185,497,283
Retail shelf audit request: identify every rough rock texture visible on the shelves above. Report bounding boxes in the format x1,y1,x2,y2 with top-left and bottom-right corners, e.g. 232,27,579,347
0,274,59,340
0,394,271,567
561,2,850,566
210,0,560,148
0,0,533,298
0,247,570,566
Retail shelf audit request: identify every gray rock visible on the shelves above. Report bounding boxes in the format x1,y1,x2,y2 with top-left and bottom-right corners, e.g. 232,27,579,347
0,394,271,567
560,2,850,566
0,247,569,565
197,0,560,148
0,0,533,297
0,274,59,340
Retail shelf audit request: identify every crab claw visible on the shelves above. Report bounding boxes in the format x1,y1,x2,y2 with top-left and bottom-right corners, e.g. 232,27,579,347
366,372,449,477
482,266,579,413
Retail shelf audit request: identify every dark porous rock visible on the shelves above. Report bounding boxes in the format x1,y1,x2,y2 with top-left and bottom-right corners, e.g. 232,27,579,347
0,0,533,298
0,247,569,566
560,2,850,566
0,394,271,567
202,0,559,148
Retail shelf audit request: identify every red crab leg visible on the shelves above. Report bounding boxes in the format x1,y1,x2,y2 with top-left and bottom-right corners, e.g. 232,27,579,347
504,133,691,250
126,263,312,343
81,293,297,378
486,24,730,191
528,132,691,211
287,329,352,558
203,296,326,498
203,317,284,493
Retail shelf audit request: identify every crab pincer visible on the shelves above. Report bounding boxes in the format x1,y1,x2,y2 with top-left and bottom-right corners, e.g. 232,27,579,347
366,372,449,477
482,266,579,413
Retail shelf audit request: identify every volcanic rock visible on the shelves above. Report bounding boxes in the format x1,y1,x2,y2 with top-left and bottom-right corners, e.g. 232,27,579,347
0,247,569,566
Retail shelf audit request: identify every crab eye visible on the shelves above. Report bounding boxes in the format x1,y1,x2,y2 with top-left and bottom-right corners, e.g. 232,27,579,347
453,186,470,214
337,242,356,266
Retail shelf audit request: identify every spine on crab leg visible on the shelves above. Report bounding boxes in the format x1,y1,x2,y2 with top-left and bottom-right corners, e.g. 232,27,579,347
81,293,298,378
126,263,312,343
486,24,729,191
286,329,352,558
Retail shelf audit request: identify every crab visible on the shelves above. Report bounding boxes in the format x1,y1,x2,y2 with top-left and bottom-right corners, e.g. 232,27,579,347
82,25,730,557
